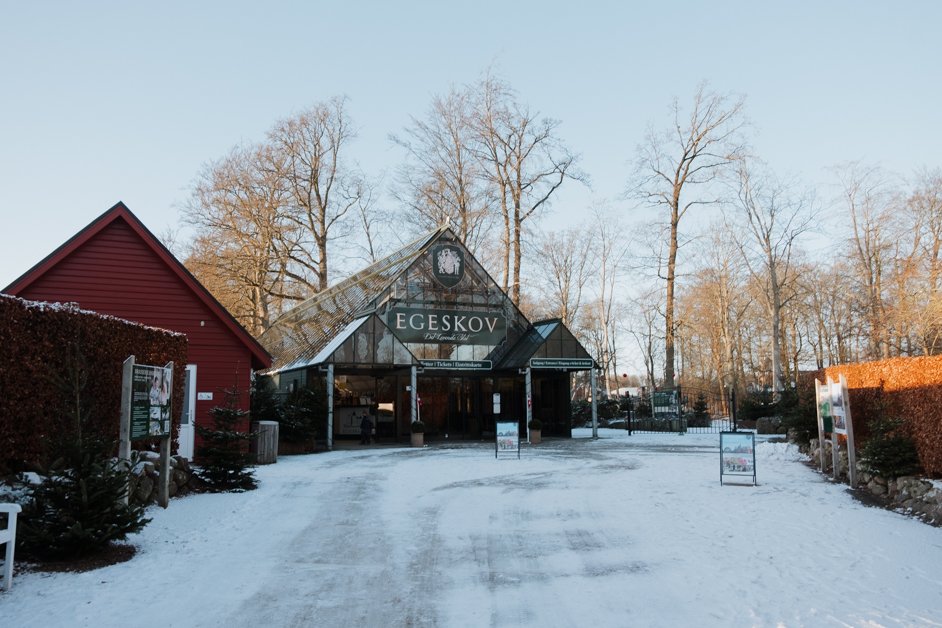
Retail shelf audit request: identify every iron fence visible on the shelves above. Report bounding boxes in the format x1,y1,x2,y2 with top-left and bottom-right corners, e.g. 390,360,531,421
626,386,736,434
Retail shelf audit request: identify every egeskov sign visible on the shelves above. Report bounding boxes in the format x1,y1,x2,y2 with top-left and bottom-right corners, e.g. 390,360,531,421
431,244,465,288
389,306,506,344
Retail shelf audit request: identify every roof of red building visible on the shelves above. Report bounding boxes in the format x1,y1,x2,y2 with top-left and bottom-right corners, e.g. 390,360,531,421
4,201,271,369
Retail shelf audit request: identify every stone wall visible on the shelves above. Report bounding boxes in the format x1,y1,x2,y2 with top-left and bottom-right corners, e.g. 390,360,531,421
806,438,942,526
128,451,192,504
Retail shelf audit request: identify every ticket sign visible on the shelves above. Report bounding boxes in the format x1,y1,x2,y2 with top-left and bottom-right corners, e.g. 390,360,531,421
131,363,172,440
496,421,520,459
720,431,756,485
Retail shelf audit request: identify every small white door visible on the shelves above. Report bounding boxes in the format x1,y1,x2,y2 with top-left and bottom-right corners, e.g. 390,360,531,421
178,364,197,459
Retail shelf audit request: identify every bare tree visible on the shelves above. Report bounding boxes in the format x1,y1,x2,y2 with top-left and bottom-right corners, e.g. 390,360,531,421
592,207,629,395
183,143,293,335
531,226,593,328
269,96,365,291
908,169,942,353
730,159,815,393
626,285,663,393
630,83,746,387
473,75,583,305
391,87,494,254
836,162,900,359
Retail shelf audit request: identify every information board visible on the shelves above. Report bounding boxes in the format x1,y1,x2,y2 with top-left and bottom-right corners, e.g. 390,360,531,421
495,421,520,459
720,431,756,485
131,363,172,440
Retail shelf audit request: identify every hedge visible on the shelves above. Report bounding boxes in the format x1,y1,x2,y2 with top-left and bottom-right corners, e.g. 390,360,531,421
0,294,187,472
823,356,942,476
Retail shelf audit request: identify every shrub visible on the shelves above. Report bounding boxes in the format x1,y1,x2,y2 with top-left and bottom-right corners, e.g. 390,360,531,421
779,389,817,445
860,419,922,479
528,418,543,430
250,376,281,423
738,389,775,421
411,420,426,434
278,387,325,444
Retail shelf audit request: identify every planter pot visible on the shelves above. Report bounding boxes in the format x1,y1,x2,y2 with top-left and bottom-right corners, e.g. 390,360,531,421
411,432,424,447
530,429,542,445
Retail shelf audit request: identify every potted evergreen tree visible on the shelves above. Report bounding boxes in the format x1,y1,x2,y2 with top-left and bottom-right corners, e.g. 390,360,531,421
410,420,426,447
528,418,543,444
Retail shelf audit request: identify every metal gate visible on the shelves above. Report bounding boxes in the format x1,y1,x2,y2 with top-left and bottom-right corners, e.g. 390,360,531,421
627,386,735,434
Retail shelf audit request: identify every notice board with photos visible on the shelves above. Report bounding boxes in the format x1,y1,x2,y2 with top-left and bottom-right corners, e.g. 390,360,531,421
720,431,756,485
130,363,173,440
496,421,520,459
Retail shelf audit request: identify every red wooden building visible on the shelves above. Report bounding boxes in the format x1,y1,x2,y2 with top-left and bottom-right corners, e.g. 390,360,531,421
3,201,271,459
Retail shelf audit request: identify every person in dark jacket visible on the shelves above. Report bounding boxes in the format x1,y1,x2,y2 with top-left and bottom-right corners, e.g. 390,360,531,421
360,414,374,445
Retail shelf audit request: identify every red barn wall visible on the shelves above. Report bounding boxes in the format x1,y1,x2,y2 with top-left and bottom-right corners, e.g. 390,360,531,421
11,219,254,443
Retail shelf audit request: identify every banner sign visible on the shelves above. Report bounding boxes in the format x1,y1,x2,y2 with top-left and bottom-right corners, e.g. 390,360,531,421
720,431,756,485
496,421,520,459
529,358,593,370
420,359,492,370
389,306,506,345
131,363,172,439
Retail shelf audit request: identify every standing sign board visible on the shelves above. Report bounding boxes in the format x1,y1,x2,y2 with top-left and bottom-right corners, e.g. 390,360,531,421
720,431,756,485
815,375,857,487
130,364,173,439
496,421,520,459
119,356,174,509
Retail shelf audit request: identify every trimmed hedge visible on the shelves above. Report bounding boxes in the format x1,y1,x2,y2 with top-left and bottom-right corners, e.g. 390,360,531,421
824,356,942,476
0,294,187,472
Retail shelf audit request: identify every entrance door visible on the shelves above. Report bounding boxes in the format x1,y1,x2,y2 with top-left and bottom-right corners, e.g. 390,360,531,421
178,364,197,459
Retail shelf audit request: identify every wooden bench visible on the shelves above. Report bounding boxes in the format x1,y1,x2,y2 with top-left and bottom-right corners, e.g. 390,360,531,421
0,503,22,591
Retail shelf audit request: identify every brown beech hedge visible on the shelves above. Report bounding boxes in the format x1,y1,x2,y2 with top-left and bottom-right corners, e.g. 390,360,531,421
0,294,187,472
823,356,942,476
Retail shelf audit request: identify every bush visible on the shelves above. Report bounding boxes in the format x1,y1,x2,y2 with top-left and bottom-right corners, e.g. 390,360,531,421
861,419,922,479
738,390,775,421
779,389,817,445
250,376,281,423
528,418,543,430
411,421,426,434
597,398,621,420
571,399,591,425
278,387,325,444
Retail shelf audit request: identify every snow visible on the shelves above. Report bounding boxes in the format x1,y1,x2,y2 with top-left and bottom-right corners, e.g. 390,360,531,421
2,430,941,627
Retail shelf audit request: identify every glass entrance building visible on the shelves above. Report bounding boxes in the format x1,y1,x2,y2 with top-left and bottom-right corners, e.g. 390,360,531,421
259,226,595,446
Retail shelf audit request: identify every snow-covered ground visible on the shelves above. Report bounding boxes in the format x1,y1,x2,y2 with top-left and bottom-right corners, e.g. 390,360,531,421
2,429,941,627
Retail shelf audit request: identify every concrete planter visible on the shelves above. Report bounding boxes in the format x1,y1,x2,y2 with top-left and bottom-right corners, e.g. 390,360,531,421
411,432,424,447
530,429,542,445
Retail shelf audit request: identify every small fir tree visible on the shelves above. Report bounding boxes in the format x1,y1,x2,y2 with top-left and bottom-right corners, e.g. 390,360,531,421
860,418,922,480
689,393,711,427
17,340,150,561
196,393,257,492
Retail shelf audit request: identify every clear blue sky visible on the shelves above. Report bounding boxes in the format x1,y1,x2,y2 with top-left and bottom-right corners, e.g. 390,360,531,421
2,1,939,288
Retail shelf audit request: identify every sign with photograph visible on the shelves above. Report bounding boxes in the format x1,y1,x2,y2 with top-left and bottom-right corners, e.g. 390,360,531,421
816,381,833,433
495,421,520,459
830,380,847,434
720,431,756,485
130,363,172,440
